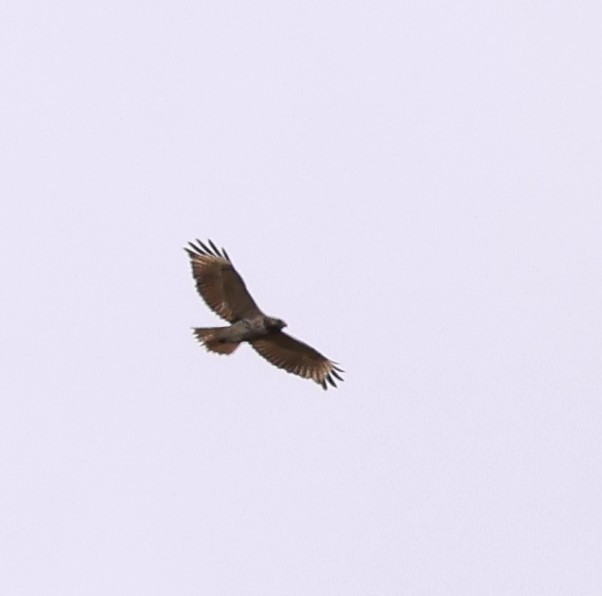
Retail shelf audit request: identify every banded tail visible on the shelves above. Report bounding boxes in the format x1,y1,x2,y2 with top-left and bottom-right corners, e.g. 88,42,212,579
193,327,240,355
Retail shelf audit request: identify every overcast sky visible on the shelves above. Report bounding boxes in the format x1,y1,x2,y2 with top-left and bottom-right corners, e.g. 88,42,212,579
2,1,601,594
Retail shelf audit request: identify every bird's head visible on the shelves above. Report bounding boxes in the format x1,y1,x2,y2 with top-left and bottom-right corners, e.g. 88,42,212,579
267,317,287,330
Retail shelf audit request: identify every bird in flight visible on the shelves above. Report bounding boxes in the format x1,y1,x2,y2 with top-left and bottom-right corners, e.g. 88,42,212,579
185,239,344,389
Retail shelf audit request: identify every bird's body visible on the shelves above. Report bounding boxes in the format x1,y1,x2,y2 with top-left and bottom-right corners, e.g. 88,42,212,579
185,239,343,389
193,316,284,353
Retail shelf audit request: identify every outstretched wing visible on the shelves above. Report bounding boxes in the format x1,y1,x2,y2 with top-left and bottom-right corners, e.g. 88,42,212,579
251,332,344,390
185,239,262,322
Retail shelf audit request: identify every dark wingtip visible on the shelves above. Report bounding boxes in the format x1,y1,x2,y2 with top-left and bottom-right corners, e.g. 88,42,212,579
187,241,202,255
197,239,216,256
331,369,344,382
189,238,230,260
208,239,222,257
326,375,337,388
192,239,206,254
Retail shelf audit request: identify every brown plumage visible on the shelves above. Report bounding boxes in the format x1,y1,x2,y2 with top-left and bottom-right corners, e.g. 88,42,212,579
185,239,343,390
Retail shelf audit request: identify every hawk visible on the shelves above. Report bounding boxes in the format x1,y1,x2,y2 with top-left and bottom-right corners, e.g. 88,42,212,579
185,239,344,389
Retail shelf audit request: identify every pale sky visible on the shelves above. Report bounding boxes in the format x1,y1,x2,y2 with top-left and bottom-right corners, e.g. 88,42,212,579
2,1,602,594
